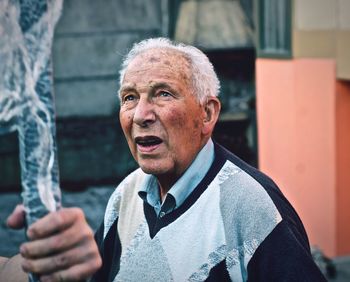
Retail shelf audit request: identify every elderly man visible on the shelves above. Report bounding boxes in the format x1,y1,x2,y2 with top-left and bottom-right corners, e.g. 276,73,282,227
1,38,325,281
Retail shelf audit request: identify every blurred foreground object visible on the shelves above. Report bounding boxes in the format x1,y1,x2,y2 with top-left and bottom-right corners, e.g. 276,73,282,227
0,0,62,232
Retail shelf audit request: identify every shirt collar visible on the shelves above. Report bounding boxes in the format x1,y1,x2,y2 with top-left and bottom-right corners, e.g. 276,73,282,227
138,138,215,215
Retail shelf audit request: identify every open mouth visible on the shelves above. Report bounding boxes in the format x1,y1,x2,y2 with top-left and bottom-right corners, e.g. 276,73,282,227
135,136,163,152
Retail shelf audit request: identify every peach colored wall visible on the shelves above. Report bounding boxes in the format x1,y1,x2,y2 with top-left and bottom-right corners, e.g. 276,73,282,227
256,58,338,256
336,81,350,256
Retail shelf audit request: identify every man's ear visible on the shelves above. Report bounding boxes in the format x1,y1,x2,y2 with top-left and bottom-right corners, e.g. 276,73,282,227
202,97,221,136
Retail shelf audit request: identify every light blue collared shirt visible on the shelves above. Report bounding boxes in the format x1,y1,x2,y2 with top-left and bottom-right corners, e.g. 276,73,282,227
138,139,215,218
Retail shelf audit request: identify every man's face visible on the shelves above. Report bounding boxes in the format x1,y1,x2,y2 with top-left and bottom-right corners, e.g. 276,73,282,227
119,49,207,184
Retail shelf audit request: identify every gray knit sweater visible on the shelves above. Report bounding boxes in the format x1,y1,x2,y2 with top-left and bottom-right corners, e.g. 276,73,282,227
92,143,326,282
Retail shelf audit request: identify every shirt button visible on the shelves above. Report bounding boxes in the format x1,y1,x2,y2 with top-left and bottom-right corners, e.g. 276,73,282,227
159,211,166,218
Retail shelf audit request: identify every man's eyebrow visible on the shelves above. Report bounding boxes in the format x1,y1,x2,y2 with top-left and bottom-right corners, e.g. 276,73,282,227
119,85,136,94
149,82,174,91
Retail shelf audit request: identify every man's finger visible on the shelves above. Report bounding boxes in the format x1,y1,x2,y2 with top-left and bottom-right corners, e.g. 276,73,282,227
28,253,102,282
27,208,85,240
21,243,97,275
20,222,94,258
6,204,25,229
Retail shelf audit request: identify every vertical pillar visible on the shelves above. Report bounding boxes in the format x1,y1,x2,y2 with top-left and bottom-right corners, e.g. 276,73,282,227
336,81,350,256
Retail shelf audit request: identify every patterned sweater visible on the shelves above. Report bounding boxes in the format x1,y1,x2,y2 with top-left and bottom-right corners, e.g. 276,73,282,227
92,143,326,281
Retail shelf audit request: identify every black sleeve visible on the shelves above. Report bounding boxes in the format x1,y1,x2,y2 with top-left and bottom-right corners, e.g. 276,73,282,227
91,219,122,282
94,221,105,253
247,220,327,282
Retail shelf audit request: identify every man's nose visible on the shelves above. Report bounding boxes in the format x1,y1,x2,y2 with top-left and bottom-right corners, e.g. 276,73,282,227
133,97,156,127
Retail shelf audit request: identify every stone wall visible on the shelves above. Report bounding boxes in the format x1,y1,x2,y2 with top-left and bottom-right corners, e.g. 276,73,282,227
53,0,167,117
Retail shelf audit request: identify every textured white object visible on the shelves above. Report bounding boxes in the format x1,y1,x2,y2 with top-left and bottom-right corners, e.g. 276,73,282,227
0,0,63,224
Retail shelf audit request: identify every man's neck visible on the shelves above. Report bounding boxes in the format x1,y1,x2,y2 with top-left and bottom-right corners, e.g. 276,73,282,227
156,176,176,202
156,138,211,201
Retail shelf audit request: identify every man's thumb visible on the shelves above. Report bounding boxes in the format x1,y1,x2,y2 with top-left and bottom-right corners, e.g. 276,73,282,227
6,204,25,229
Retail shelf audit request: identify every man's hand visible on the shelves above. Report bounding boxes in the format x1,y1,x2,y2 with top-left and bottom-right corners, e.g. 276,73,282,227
7,205,102,282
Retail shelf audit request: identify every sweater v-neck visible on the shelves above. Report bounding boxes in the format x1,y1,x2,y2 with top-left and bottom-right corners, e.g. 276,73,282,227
143,143,227,238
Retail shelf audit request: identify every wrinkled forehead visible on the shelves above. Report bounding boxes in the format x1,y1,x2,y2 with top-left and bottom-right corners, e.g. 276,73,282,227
124,48,192,80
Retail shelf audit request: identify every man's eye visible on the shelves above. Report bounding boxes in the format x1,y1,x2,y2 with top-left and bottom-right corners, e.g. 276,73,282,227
158,91,172,98
123,95,136,103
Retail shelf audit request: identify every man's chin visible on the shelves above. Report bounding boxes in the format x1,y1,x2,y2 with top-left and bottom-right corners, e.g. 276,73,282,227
138,162,169,176
139,166,163,175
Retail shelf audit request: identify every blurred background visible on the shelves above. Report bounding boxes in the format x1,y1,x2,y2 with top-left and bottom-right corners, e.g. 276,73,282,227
0,0,349,279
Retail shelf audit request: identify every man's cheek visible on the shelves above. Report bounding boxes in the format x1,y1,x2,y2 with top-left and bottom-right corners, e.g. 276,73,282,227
167,110,188,128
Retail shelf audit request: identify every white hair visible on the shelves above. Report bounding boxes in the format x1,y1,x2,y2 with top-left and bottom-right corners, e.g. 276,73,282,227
118,37,220,104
